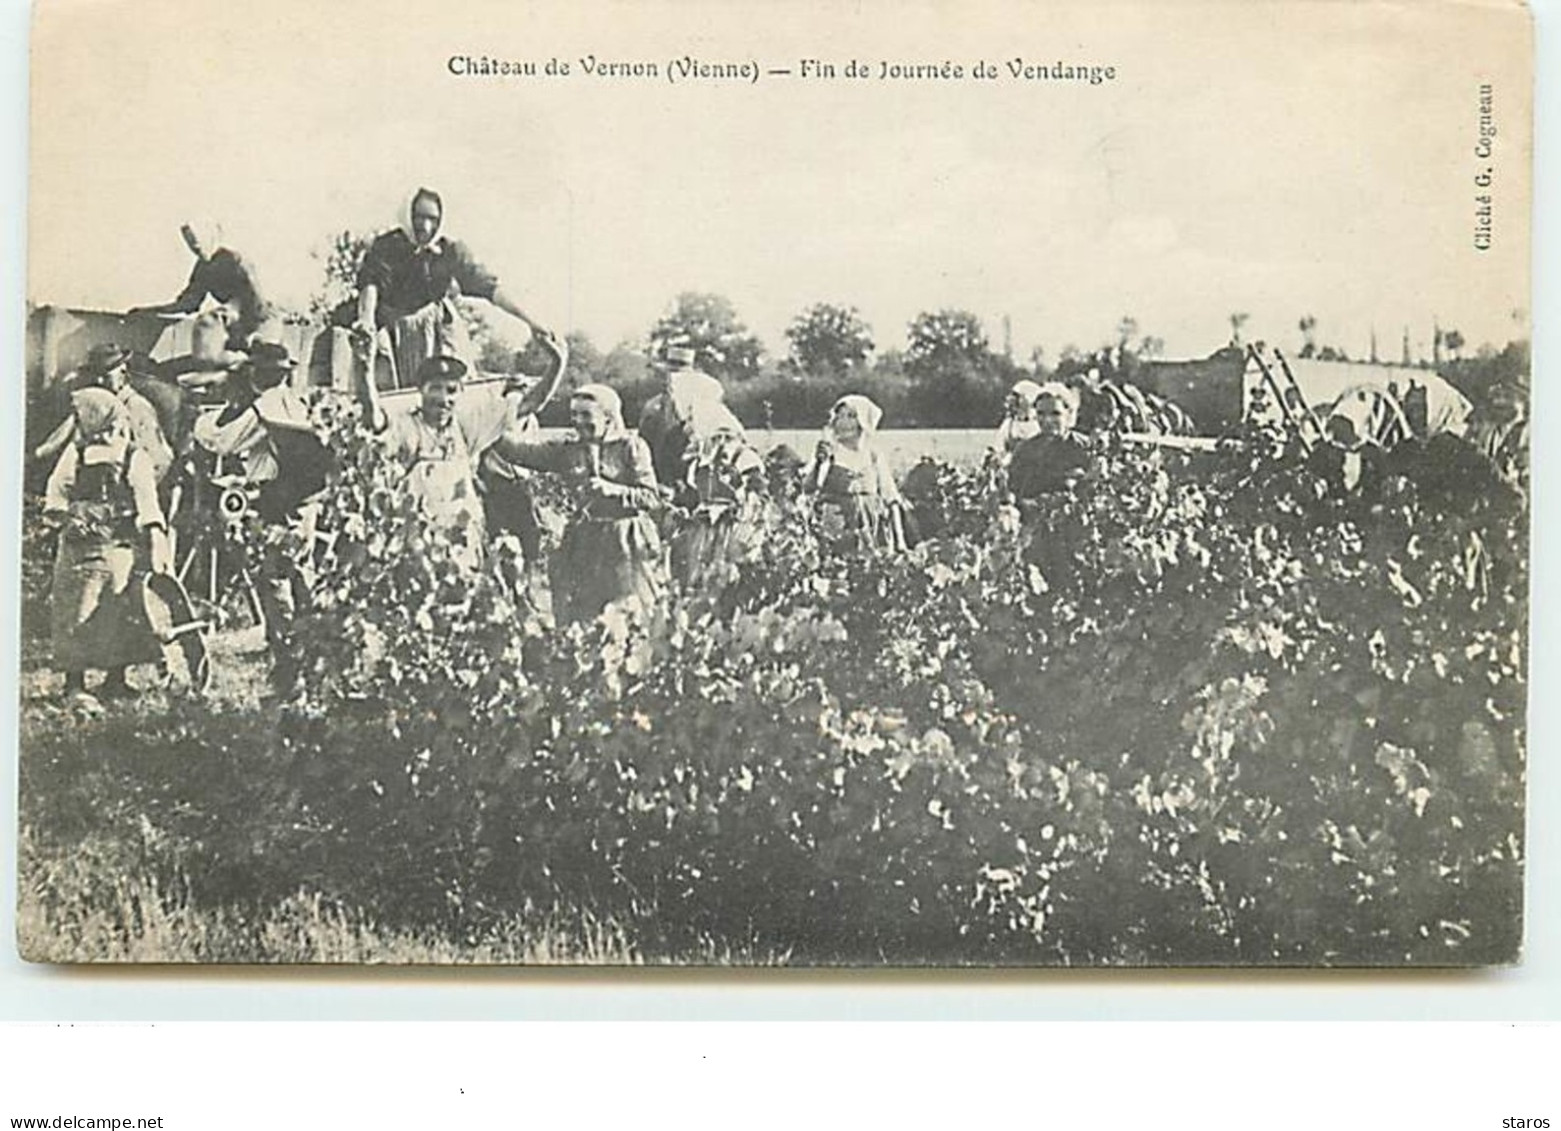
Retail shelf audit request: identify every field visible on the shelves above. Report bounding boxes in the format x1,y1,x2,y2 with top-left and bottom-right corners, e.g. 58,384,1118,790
536,428,996,473
16,419,1528,966
760,429,992,473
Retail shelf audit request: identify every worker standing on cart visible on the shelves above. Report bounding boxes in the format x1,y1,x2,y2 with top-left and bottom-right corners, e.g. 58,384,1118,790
343,188,552,387
130,220,277,369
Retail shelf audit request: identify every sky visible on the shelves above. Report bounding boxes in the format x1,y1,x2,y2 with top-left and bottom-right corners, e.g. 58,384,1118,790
28,0,1532,365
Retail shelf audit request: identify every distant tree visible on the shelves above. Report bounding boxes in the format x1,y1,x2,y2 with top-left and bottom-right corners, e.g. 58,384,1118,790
509,328,599,382
465,302,533,372
785,302,874,379
557,331,603,383
309,230,373,322
905,309,991,384
600,339,651,384
904,310,1008,425
872,348,907,381
649,292,765,383
1137,335,1166,361
1441,338,1528,415
1441,328,1466,360
1115,315,1140,351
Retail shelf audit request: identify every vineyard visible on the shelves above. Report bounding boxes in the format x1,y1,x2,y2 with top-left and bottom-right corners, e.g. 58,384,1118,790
16,409,1527,966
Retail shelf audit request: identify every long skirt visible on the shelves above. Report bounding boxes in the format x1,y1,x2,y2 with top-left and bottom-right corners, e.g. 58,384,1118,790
816,495,898,556
552,515,664,624
670,512,760,592
51,531,162,672
383,300,473,389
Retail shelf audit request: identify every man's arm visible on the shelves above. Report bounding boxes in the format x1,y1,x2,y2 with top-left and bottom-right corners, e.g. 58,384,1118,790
509,330,569,419
127,450,173,573
34,415,76,463
253,387,316,434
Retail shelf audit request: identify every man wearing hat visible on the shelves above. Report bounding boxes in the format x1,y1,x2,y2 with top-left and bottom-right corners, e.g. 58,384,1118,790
193,342,330,689
637,343,710,489
34,344,175,484
193,343,325,520
358,331,566,572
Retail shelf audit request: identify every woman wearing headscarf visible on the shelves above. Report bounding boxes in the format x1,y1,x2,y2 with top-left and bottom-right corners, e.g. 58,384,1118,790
346,188,552,389
43,388,173,706
131,220,275,365
492,384,665,623
1008,381,1092,500
806,394,905,555
992,379,1045,459
664,371,766,591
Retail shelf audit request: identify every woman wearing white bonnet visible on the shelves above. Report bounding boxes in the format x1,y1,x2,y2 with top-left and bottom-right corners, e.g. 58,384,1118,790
42,388,173,707
1007,381,1091,500
993,378,1046,457
808,393,906,554
131,219,275,364
486,383,666,623
665,370,767,591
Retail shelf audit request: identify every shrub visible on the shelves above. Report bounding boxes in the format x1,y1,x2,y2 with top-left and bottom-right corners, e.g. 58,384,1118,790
20,399,1526,964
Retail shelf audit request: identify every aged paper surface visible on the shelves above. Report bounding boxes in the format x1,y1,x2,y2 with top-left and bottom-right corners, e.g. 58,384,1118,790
20,0,1532,966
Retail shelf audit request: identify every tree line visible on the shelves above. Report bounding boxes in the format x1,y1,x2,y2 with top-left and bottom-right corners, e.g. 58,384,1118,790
312,231,1528,432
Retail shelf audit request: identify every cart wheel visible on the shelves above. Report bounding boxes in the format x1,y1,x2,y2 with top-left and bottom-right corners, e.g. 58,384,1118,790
167,450,267,632
186,641,213,696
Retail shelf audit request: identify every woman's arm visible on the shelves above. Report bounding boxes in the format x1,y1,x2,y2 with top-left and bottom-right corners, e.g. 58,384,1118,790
132,261,208,317
590,437,663,511
355,282,380,341
486,430,572,475
873,449,903,504
509,330,568,419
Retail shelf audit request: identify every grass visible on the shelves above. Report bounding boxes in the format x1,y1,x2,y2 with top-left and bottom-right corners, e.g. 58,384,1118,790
17,596,784,965
16,828,781,965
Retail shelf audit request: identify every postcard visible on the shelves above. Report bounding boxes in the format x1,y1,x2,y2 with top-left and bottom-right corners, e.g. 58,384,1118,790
18,0,1532,965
